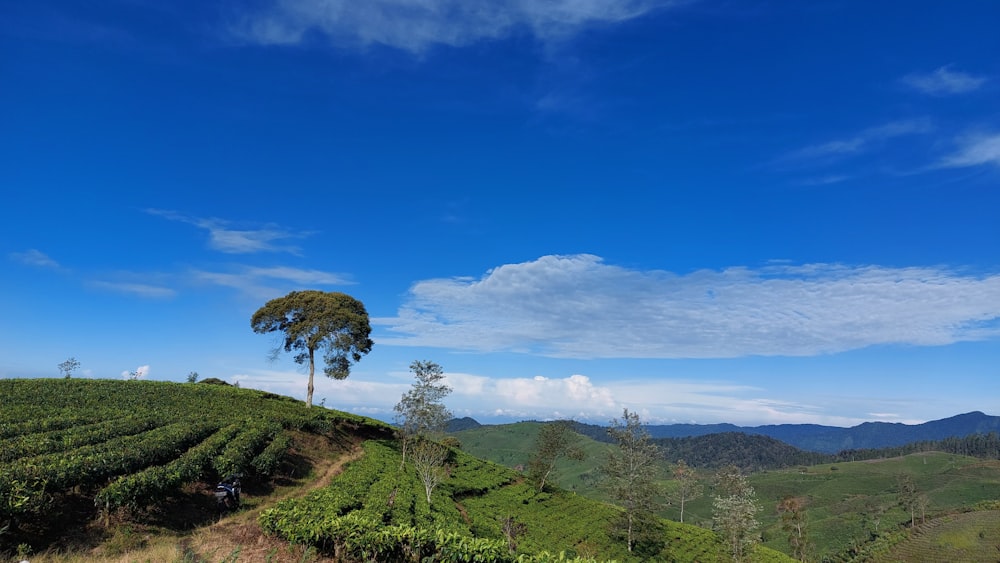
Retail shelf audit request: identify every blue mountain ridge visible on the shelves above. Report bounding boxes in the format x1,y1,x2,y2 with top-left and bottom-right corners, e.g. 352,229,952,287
449,411,1000,454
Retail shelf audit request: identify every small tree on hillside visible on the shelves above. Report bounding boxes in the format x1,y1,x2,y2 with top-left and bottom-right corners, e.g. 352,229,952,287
777,495,810,562
58,357,80,379
672,459,702,523
394,360,451,467
896,473,918,527
713,465,761,563
412,439,450,505
602,408,663,554
250,290,373,407
528,420,585,492
862,499,887,534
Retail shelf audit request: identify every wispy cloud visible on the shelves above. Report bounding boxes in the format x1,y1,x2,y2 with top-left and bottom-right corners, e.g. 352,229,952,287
376,254,1000,359
938,132,1000,169
193,265,353,300
902,65,987,96
797,175,850,186
90,281,177,299
147,209,310,254
785,119,932,160
232,0,677,54
9,249,60,269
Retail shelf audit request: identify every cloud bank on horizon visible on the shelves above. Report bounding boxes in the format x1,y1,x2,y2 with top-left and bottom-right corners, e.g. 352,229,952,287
377,254,1000,359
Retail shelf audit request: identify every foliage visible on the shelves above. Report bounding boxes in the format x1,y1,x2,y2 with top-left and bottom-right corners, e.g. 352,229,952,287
776,496,810,561
712,466,761,563
456,420,1000,560
250,290,373,407
186,371,199,383
0,377,391,539
671,459,702,524
896,473,918,527
395,360,452,464
260,437,784,562
528,421,585,492
58,357,80,379
601,409,663,554
413,439,450,505
654,432,831,471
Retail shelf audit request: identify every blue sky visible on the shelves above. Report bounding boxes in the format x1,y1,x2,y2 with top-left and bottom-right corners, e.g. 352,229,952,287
2,1,999,427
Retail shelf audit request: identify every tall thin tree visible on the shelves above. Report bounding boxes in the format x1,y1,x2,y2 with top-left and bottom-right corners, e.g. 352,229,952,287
602,408,663,553
528,421,585,492
394,360,451,466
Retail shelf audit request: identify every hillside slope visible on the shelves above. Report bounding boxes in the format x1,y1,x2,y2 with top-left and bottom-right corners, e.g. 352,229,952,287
1,378,794,562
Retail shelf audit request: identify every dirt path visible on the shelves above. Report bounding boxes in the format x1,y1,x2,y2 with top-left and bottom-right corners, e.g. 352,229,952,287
24,431,367,563
182,434,365,562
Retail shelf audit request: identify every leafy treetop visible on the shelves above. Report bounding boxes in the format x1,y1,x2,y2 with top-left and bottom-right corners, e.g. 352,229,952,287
251,290,373,407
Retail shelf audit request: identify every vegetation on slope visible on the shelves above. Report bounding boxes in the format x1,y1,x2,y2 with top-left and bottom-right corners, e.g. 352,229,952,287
0,378,391,556
1,379,796,562
456,421,1000,561
260,438,793,562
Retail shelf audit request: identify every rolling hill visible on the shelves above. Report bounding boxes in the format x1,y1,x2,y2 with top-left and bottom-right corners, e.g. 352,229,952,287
0,378,794,562
455,420,1000,560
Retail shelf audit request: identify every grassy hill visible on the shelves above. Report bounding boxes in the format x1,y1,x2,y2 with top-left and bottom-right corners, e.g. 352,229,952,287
454,420,1000,561
0,379,793,562
454,421,617,498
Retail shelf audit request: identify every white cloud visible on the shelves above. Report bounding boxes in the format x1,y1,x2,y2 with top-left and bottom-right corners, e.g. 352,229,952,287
375,255,1000,359
902,66,987,96
939,132,1000,169
147,209,310,254
121,365,150,379
90,281,176,299
786,119,932,160
232,0,676,54
9,249,60,269
233,367,876,426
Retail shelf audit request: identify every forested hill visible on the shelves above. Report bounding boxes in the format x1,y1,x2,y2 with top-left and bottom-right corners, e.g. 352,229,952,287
653,432,830,471
567,411,1000,453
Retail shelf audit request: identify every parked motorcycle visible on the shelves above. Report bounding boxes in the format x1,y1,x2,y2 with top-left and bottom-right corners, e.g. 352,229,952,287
213,474,241,512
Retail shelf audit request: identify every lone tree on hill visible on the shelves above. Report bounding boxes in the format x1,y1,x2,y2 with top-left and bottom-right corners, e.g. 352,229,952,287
602,408,663,554
713,465,761,563
58,357,80,379
251,290,373,407
395,360,453,505
896,473,919,527
528,420,585,492
777,495,810,562
394,360,451,466
672,459,702,524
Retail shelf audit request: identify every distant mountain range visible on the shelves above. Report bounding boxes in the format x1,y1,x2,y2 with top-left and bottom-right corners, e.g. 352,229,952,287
449,411,1000,454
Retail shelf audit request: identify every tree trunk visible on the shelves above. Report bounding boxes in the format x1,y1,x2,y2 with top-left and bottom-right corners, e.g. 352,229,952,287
306,348,315,407
539,465,554,492
627,512,634,552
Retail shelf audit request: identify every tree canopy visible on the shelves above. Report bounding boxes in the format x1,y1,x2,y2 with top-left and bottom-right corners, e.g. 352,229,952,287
394,360,451,464
394,360,453,504
251,290,373,407
602,408,663,554
528,421,585,492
